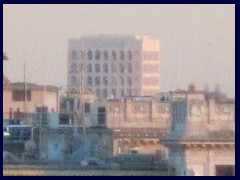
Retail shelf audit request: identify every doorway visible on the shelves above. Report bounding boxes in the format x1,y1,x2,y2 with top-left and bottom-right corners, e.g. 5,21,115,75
215,165,235,176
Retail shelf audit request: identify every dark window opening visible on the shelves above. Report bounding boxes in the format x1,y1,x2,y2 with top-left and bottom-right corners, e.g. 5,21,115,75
84,103,90,113
112,50,117,60
98,107,106,125
95,51,101,60
120,51,124,60
71,50,77,60
88,51,93,60
215,165,235,176
12,90,31,101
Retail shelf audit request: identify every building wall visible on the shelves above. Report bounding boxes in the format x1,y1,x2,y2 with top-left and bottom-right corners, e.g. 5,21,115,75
67,35,160,99
3,89,59,119
171,91,235,136
106,98,170,129
183,146,235,176
113,138,167,155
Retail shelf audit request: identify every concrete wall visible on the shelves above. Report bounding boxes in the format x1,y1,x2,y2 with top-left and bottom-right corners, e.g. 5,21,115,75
106,99,170,129
183,146,235,176
3,89,59,119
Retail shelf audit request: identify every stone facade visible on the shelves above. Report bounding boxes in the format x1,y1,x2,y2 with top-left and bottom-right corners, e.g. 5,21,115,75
67,35,160,99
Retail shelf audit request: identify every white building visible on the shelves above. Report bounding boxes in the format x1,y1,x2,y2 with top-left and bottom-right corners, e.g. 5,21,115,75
3,82,60,119
67,35,160,99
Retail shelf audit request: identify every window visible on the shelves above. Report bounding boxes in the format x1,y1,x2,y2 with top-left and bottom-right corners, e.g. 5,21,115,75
87,76,92,86
119,63,124,73
95,50,101,60
128,77,132,86
95,76,101,86
103,63,108,73
112,50,117,60
71,76,77,86
87,64,92,73
95,63,100,73
97,107,106,125
12,90,31,101
103,51,108,60
71,50,77,60
128,51,133,60
120,76,124,86
111,63,117,73
128,63,132,73
120,51,124,60
70,63,77,73
88,50,93,60
84,103,90,113
102,89,108,98
111,89,116,98
103,76,108,86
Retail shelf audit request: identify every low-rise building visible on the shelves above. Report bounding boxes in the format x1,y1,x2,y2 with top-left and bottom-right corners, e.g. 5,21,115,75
162,84,235,176
3,82,60,120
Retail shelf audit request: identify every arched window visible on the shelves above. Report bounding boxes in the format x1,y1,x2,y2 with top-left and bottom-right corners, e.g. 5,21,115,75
71,63,77,73
71,76,77,86
95,50,101,60
87,76,92,86
128,77,132,86
120,51,124,60
120,76,124,86
103,63,108,73
111,63,117,73
87,64,92,73
71,50,77,60
103,76,108,86
128,51,133,60
119,63,124,73
95,76,101,86
103,89,108,98
95,63,100,73
111,76,117,86
103,51,109,60
88,50,93,60
128,63,132,73
112,50,117,60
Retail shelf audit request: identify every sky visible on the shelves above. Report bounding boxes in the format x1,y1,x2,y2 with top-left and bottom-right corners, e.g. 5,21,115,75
3,4,235,97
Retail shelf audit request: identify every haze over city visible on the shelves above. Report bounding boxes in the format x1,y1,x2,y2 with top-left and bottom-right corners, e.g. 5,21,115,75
3,4,235,97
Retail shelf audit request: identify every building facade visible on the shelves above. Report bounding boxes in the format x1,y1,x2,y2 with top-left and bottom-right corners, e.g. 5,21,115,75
106,94,171,155
162,85,235,176
3,82,60,119
67,35,160,99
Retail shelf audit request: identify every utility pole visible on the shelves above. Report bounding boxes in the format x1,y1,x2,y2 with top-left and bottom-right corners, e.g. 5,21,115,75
24,63,27,114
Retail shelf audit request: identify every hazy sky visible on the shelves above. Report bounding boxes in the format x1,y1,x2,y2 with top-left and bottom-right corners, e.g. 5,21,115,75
3,4,235,97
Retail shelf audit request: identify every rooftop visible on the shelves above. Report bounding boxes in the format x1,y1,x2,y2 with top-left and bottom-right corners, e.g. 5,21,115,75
3,82,60,92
